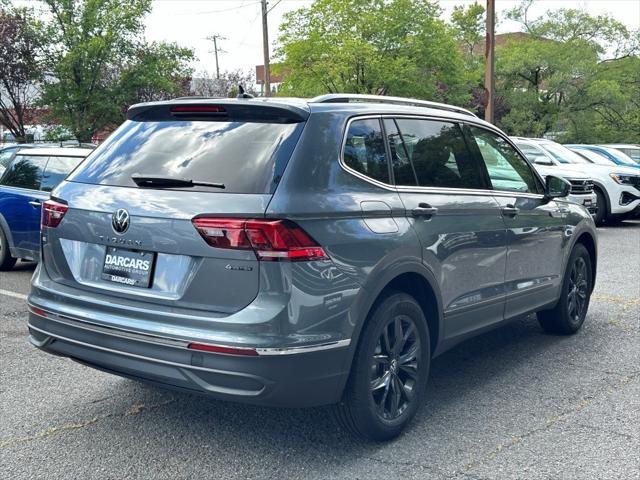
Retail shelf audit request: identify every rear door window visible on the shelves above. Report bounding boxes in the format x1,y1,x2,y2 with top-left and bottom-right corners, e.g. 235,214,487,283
390,118,486,189
68,120,305,194
40,156,84,192
0,155,47,190
343,118,390,184
0,147,19,176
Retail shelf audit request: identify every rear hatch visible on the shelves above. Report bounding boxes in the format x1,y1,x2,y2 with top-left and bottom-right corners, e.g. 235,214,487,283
41,100,308,314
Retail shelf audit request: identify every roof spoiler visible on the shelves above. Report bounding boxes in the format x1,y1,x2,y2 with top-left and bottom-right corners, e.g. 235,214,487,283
127,99,309,124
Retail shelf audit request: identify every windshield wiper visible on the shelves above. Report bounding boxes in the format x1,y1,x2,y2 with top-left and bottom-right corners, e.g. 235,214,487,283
131,174,225,189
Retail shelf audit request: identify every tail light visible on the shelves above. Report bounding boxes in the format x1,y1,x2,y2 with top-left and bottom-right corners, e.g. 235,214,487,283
192,218,327,262
41,200,68,228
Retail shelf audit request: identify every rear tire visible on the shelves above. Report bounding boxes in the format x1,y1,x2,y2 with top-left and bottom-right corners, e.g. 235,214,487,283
538,244,592,335
0,228,17,271
333,292,430,441
593,189,607,226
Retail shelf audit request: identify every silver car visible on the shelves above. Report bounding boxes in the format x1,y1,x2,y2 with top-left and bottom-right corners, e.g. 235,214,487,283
27,94,597,440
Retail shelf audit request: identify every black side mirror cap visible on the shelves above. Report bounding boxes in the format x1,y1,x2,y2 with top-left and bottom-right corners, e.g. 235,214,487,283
545,175,571,199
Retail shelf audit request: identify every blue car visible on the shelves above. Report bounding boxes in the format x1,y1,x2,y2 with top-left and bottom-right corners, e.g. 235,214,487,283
0,147,91,270
566,144,640,170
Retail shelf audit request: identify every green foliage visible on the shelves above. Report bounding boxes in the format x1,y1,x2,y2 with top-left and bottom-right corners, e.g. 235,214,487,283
276,0,468,104
492,1,639,142
38,0,193,142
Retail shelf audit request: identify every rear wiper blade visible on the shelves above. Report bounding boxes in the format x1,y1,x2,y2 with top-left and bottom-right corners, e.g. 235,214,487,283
131,174,225,189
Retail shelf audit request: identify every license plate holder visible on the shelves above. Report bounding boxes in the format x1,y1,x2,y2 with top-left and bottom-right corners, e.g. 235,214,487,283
101,247,155,288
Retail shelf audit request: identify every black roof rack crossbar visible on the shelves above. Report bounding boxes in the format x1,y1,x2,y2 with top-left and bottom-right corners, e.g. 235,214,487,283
310,94,477,118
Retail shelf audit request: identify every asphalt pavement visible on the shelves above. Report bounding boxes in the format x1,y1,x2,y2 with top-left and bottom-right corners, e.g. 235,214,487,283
1,222,638,480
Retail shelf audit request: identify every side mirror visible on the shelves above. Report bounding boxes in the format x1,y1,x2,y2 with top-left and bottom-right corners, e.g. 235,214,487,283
545,175,571,199
534,157,554,166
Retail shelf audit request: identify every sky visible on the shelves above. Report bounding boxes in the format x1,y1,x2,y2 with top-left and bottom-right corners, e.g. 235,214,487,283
14,0,640,77
142,0,640,77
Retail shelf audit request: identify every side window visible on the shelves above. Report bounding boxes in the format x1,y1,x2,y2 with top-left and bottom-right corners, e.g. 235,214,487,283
392,119,486,189
343,118,390,184
469,127,543,194
384,119,417,186
41,156,83,192
0,147,18,176
0,155,47,190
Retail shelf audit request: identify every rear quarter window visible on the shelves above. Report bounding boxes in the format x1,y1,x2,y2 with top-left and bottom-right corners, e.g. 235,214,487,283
0,155,47,190
67,120,305,194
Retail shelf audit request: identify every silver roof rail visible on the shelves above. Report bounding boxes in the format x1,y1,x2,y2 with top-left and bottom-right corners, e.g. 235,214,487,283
310,93,477,118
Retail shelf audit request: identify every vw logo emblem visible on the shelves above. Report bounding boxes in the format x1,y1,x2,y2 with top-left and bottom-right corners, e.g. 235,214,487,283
111,209,130,234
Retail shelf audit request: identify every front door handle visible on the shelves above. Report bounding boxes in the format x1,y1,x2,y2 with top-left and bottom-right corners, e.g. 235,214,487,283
411,203,438,218
28,200,42,207
501,205,519,217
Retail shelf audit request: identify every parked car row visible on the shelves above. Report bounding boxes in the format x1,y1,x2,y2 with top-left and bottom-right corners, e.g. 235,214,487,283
511,138,640,226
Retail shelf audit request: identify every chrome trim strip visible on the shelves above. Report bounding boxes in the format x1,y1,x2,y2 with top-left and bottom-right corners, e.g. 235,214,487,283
255,339,351,355
27,303,351,356
338,115,545,200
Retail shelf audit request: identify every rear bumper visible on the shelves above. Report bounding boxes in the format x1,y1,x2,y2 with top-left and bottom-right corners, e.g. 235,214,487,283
28,305,351,407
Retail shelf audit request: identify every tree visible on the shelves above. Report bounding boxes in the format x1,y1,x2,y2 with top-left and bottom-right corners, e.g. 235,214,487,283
276,0,468,104
39,0,193,142
0,2,44,142
494,1,639,141
191,69,257,98
450,2,485,64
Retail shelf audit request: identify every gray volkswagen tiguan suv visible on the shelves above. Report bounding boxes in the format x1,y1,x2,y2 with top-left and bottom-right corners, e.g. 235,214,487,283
28,94,597,440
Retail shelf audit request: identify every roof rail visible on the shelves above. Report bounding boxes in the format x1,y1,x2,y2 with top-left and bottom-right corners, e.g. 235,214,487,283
310,93,478,118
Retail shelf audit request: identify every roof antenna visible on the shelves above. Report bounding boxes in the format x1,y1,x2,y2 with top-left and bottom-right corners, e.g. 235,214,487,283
237,85,254,99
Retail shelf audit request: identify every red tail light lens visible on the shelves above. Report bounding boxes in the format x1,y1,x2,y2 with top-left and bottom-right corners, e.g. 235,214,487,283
192,218,327,262
41,200,68,228
187,342,258,356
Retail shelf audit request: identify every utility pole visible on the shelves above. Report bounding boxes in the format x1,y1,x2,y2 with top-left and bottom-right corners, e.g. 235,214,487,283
484,0,495,124
206,34,226,79
261,0,271,96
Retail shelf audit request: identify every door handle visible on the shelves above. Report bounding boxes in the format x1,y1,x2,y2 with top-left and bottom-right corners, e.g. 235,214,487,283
411,203,438,218
28,200,42,207
501,205,519,217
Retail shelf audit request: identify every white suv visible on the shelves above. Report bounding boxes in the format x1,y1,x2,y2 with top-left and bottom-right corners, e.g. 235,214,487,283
512,138,640,225
512,139,596,215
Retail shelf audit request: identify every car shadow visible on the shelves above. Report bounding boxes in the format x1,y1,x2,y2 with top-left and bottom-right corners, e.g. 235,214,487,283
11,260,37,271
113,314,570,462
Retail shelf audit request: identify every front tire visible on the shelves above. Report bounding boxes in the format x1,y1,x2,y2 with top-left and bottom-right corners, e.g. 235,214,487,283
593,189,607,226
334,292,430,441
0,228,17,271
538,244,592,334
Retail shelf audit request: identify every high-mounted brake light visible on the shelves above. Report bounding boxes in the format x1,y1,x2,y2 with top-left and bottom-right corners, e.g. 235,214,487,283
170,105,227,114
192,218,328,262
41,200,68,228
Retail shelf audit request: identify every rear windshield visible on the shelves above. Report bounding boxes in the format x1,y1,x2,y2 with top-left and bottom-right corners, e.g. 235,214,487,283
68,120,305,193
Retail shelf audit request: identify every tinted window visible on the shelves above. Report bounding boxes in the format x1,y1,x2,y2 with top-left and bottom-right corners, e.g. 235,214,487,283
0,155,47,190
392,119,485,189
0,147,19,176
343,119,390,183
68,120,304,194
41,156,84,192
470,127,543,194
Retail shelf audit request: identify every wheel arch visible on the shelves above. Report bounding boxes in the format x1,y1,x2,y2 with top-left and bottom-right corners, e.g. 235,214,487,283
349,264,444,362
0,213,16,249
592,182,611,217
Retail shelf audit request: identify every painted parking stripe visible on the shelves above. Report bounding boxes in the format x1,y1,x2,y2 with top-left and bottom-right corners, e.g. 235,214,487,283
0,289,27,301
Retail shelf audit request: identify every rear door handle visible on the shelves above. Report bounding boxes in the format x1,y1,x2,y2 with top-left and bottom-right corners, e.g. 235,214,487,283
28,200,42,207
501,205,519,217
411,203,438,218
